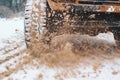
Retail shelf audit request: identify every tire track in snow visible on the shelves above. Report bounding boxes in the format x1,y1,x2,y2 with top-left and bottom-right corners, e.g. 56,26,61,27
0,45,25,61
0,52,20,64
3,59,45,80
0,40,24,55
0,48,26,65
0,53,31,79
0,44,22,55
0,52,27,73
0,45,27,79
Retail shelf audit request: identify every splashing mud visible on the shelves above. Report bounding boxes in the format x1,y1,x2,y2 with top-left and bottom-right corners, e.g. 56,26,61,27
27,33,120,67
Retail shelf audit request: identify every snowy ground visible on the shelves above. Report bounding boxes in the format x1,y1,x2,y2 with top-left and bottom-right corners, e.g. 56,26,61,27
0,18,120,80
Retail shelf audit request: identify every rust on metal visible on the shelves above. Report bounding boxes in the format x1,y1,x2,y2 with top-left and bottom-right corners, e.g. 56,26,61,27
47,0,68,11
47,0,120,13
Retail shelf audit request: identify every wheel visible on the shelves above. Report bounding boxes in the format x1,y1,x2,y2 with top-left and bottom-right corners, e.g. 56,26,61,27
24,0,47,47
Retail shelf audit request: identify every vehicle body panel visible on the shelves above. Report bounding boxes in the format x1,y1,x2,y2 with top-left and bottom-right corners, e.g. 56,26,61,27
48,0,120,13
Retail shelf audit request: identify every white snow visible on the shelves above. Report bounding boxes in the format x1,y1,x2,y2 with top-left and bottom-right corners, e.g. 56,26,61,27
96,31,116,44
0,18,24,40
3,58,120,80
0,17,120,80
0,53,27,73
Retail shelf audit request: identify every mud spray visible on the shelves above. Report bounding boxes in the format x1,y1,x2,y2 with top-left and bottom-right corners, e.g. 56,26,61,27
27,21,120,67
27,30,120,68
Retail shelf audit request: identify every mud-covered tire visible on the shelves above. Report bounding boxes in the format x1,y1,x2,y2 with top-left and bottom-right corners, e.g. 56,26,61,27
24,0,47,47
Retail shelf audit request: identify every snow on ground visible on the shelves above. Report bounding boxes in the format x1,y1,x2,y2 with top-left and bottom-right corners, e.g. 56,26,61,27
2,58,120,80
0,17,24,48
0,17,120,80
0,18,24,39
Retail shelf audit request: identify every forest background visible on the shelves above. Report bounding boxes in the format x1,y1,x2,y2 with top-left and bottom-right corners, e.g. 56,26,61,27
0,0,27,18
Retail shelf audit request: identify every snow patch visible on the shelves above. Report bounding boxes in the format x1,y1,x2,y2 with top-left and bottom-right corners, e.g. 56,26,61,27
96,32,116,44
0,17,24,40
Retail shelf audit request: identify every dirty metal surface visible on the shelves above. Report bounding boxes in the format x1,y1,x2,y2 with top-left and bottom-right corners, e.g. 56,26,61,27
48,0,120,13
